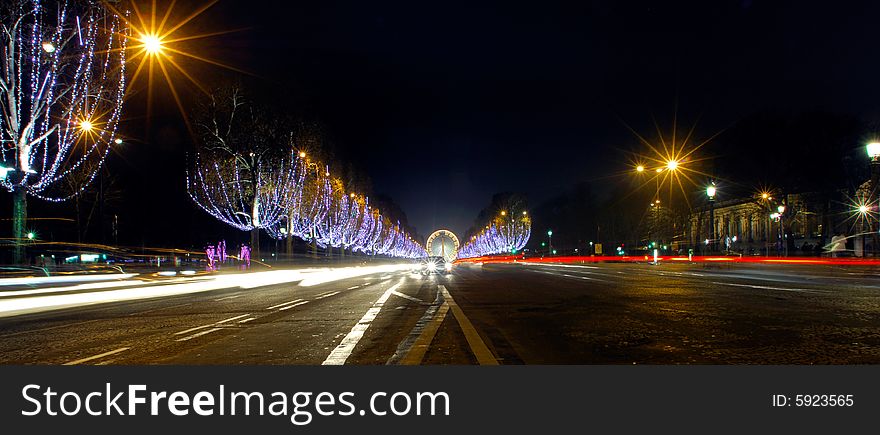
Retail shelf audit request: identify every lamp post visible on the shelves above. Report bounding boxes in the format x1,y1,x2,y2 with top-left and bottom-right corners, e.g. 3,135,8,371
547,230,553,256
706,182,716,253
777,204,787,257
867,142,880,256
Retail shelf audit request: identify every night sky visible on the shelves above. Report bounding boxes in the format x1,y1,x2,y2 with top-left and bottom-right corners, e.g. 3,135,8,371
15,0,880,248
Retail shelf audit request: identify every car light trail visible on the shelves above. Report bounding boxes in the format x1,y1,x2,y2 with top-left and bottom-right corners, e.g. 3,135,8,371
0,264,412,318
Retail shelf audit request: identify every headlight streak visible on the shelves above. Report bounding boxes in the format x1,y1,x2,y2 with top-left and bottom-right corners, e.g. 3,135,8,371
0,264,412,318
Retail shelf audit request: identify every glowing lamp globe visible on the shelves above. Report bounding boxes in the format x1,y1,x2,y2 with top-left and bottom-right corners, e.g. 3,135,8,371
142,34,163,54
867,142,880,160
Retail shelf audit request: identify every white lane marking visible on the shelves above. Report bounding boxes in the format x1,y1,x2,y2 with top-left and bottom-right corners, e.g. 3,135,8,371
238,317,256,324
314,291,334,298
266,299,304,310
277,300,309,311
214,294,241,301
560,273,611,283
347,285,360,290
315,291,341,300
322,278,405,365
391,290,424,303
63,347,130,365
711,282,826,293
175,327,223,342
173,313,252,335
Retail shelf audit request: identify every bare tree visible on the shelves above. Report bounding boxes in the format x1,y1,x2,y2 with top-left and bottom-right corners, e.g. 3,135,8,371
1,0,127,262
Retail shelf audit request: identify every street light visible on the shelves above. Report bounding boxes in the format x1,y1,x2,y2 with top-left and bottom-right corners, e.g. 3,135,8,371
867,142,880,160
41,41,55,53
142,34,163,55
547,230,553,256
666,160,679,171
707,181,716,253
867,142,880,257
636,165,645,173
500,210,507,216
80,120,93,132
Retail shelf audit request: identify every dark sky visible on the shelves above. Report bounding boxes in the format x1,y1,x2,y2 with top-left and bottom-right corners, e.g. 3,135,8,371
55,0,880,246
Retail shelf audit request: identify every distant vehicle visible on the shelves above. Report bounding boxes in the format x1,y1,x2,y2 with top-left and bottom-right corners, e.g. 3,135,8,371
415,256,453,275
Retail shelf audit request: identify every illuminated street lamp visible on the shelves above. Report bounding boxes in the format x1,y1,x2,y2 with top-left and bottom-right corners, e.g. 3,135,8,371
707,181,716,253
500,210,507,216
867,142,880,161
636,165,645,173
547,229,553,256
41,41,55,53
141,34,163,55
774,204,787,257
666,160,679,171
867,142,880,256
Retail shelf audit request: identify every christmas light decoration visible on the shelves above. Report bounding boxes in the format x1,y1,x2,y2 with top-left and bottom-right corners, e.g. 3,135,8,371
1,0,128,262
458,209,531,259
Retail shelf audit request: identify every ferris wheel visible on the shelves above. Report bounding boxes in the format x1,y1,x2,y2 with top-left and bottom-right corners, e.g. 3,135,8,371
426,229,460,262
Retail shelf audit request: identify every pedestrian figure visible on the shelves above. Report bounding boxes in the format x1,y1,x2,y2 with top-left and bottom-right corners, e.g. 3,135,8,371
205,244,216,271
240,244,251,269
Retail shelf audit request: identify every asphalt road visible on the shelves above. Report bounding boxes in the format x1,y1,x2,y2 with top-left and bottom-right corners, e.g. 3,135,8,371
1,261,879,364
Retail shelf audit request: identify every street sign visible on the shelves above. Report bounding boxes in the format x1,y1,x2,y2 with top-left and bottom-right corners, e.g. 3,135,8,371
594,243,602,254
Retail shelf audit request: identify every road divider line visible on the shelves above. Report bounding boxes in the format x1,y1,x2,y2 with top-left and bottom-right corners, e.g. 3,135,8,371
63,347,130,365
322,278,405,365
440,285,499,365
278,300,309,311
238,317,256,324
346,286,360,290
266,299,303,310
315,291,341,300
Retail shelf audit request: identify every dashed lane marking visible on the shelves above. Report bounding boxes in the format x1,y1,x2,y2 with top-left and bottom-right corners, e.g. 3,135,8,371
63,347,130,365
315,291,341,300
175,327,223,342
173,313,252,336
277,301,309,311
266,299,304,310
390,290,424,303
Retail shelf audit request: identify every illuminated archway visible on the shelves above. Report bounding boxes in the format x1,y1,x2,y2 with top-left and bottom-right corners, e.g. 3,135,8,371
426,229,460,262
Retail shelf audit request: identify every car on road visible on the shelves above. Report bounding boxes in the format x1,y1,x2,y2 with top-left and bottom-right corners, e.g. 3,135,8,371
415,256,453,275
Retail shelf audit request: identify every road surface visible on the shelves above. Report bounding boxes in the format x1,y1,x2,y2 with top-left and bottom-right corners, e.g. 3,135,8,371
1,261,879,364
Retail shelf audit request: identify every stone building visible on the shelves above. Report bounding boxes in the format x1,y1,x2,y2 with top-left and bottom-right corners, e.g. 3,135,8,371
684,187,868,256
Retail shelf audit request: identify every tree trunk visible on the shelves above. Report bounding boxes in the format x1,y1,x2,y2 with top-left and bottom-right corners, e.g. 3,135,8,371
286,235,293,262
75,196,82,244
250,228,261,260
12,186,27,264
